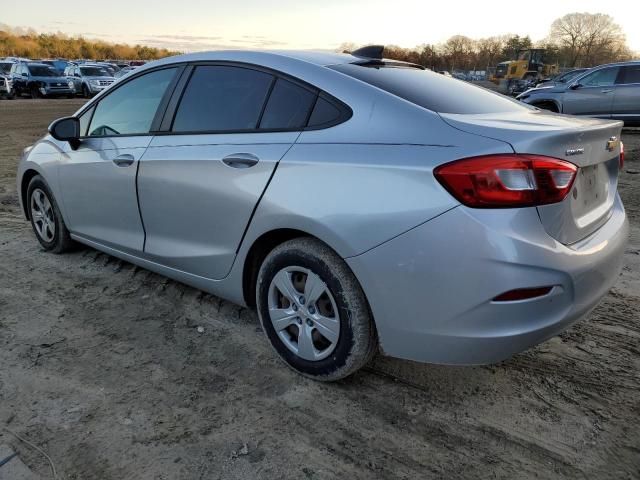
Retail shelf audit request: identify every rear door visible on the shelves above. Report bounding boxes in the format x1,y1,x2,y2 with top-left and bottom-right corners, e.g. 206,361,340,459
562,66,619,117
138,64,317,280
611,65,640,122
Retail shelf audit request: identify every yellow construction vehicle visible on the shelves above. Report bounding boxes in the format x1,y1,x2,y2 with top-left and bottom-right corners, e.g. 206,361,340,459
491,49,558,84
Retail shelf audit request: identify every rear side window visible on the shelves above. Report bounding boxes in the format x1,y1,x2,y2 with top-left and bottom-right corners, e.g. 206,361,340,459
617,65,640,85
259,78,316,129
308,96,342,127
331,64,528,114
173,65,273,132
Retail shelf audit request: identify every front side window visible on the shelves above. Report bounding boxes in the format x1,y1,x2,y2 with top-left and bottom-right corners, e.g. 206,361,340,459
617,65,640,85
88,67,176,137
579,67,619,87
172,65,273,132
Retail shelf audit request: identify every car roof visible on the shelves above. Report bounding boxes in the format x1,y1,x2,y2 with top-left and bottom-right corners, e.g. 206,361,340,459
589,60,640,69
147,50,357,69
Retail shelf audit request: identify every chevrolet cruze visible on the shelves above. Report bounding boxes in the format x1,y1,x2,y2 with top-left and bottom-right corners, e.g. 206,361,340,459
17,47,628,380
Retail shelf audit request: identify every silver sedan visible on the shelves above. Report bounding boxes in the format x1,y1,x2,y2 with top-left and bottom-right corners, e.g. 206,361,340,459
17,47,628,380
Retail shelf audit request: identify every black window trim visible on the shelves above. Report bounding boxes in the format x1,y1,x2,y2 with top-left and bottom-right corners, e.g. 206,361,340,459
73,60,352,139
157,60,352,136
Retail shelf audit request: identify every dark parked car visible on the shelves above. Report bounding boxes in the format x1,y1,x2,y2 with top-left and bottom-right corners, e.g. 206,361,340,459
40,59,70,75
517,61,640,125
0,61,15,99
10,62,75,98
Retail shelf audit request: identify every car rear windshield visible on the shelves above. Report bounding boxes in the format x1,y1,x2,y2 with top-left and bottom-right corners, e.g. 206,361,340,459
330,64,528,114
0,63,12,74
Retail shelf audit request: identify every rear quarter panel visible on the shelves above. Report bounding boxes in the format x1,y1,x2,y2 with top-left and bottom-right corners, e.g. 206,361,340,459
243,117,513,258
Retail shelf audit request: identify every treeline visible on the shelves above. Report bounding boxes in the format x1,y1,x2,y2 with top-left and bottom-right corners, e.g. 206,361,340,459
341,12,634,72
0,25,178,60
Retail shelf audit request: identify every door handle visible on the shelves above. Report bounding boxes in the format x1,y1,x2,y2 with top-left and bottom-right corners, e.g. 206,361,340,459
222,153,259,169
113,154,135,167
601,89,613,93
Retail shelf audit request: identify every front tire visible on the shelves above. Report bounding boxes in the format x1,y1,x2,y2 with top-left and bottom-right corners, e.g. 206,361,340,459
27,175,74,253
82,85,92,98
256,238,377,381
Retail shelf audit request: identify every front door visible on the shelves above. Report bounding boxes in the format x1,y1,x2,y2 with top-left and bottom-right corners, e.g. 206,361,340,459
58,66,179,253
562,66,619,117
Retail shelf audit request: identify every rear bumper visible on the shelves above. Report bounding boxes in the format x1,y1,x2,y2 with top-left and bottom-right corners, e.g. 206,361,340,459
347,194,628,365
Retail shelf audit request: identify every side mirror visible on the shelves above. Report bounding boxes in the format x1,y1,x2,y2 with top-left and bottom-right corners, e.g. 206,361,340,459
21,72,28,77
569,83,581,90
49,117,81,149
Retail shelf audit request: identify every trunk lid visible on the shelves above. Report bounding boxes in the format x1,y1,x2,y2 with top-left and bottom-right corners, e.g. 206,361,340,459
440,110,623,245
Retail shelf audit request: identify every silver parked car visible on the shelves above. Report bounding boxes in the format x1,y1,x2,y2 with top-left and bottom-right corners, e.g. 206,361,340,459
64,63,116,98
17,47,628,380
517,61,640,125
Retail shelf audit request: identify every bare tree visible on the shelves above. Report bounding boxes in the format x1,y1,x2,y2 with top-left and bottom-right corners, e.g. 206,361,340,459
550,13,627,67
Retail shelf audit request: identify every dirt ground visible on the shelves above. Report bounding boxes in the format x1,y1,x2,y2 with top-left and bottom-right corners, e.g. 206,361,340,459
0,99,639,480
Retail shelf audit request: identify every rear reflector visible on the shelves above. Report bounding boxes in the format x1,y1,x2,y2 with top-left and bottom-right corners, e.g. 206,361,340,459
493,287,553,302
434,154,577,208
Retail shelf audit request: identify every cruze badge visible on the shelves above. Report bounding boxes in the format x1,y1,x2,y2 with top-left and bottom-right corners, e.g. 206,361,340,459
565,148,584,156
606,136,620,152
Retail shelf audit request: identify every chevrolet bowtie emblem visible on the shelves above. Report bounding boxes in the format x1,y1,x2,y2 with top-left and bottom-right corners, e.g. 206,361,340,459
606,136,620,152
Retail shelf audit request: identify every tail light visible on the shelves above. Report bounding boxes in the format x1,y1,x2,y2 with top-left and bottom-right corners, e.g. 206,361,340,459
434,154,577,208
620,142,624,169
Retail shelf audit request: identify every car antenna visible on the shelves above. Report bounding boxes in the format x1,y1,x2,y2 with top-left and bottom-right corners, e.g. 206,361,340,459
350,45,385,60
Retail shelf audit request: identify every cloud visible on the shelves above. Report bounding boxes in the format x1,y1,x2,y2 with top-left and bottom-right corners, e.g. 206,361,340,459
145,34,224,42
138,35,291,52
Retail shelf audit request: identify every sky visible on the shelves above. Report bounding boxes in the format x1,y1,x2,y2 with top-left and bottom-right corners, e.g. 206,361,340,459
3,0,640,52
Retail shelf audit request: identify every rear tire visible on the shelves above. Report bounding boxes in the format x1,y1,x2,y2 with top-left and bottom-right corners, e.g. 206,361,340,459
256,238,377,381
27,175,75,253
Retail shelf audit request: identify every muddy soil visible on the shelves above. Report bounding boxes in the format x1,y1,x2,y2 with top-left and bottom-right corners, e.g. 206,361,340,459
0,99,639,479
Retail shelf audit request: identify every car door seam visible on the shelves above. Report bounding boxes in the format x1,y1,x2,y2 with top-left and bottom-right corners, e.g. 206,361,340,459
136,144,150,251
233,131,303,257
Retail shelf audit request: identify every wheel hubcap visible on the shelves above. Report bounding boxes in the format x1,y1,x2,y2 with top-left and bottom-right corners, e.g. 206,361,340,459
30,188,55,243
267,266,340,361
